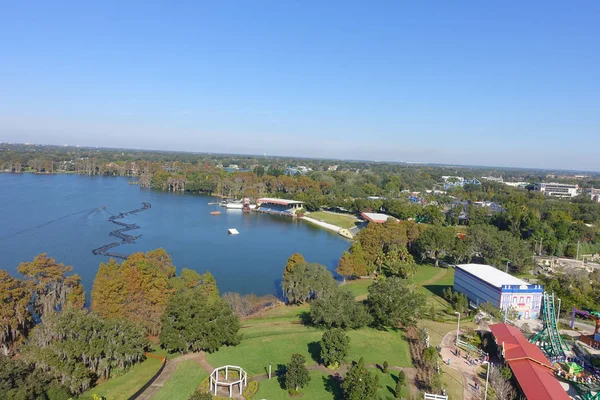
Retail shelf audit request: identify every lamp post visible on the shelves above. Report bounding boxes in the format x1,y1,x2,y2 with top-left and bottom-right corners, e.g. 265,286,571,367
454,311,461,350
483,360,491,400
505,261,509,273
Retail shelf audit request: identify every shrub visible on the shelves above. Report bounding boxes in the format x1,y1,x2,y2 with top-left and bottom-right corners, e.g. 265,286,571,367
243,381,259,399
398,370,406,386
383,360,389,373
189,389,213,400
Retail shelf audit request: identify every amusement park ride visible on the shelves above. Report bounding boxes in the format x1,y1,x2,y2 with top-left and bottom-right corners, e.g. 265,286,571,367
529,293,600,400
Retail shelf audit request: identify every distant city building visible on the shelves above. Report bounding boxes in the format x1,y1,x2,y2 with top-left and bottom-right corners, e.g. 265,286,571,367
481,176,504,183
327,165,338,171
534,182,580,198
286,165,312,175
453,263,543,320
585,188,600,203
440,176,481,189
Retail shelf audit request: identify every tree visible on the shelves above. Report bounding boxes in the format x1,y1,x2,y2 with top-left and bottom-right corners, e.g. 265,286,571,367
281,262,337,304
341,357,379,400
320,328,350,368
413,225,455,267
367,277,425,327
383,360,389,373
395,370,406,398
284,253,305,279
160,286,240,353
422,346,439,369
489,365,516,400
285,353,311,393
336,251,356,282
310,287,371,329
92,249,177,335
0,270,32,355
24,309,148,394
18,253,85,316
0,356,71,400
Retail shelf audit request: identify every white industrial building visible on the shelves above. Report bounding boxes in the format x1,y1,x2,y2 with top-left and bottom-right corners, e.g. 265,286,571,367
453,264,543,320
534,182,580,198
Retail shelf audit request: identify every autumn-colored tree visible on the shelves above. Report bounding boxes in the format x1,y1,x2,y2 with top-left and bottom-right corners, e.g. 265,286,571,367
284,253,305,279
0,271,32,355
336,251,355,282
17,253,85,316
92,249,175,335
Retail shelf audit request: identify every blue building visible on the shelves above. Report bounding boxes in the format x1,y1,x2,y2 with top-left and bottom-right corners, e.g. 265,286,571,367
454,264,543,320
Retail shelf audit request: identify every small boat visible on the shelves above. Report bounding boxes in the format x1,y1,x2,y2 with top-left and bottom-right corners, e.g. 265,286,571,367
228,228,240,235
210,211,221,215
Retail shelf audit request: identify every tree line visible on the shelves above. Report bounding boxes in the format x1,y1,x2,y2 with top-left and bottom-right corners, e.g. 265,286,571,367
1,249,241,398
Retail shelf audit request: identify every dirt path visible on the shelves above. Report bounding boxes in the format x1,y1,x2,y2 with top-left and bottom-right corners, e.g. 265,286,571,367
419,268,448,286
439,331,482,400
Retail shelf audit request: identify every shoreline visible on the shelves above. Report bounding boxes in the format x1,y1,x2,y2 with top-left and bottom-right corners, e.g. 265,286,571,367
301,216,354,239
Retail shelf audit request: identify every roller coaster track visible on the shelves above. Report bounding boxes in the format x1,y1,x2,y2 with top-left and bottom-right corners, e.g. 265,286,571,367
530,292,568,358
92,202,151,259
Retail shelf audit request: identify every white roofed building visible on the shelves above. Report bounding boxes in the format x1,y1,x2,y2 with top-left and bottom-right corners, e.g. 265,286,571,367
453,264,543,320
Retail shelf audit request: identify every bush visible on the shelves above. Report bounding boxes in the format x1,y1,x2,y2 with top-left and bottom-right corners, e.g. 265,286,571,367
398,370,406,386
243,381,259,399
189,389,213,400
383,360,389,373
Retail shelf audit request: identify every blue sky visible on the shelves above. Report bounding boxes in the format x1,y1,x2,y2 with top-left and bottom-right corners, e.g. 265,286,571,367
0,1,598,170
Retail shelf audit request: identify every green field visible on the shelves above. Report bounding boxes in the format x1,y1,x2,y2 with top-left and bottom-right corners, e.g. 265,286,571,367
370,368,411,400
207,303,412,377
153,360,207,400
342,278,373,299
79,355,164,400
254,370,341,399
306,211,358,229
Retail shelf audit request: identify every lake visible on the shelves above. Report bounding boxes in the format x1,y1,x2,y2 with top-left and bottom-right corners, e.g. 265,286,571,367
0,173,349,296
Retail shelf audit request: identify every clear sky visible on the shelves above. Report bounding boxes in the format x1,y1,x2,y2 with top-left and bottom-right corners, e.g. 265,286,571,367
0,1,598,170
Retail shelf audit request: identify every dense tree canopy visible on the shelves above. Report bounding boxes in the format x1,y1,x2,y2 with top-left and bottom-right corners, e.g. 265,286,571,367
320,328,350,368
310,287,371,329
160,285,240,353
367,277,425,328
341,357,378,400
281,262,337,304
24,309,148,394
284,353,311,393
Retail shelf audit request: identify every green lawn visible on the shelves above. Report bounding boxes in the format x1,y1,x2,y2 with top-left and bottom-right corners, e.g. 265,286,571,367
207,305,411,377
413,264,445,285
79,354,164,400
153,360,207,400
369,368,410,400
306,211,358,229
342,278,373,299
254,370,341,400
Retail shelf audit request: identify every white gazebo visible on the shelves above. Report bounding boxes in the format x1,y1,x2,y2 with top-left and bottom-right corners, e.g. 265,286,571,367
209,365,248,398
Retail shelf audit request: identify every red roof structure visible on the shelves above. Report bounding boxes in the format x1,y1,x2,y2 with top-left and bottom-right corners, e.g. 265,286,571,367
489,324,569,400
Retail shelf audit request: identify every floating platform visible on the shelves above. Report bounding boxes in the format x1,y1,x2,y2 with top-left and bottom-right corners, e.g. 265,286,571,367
228,228,240,235
210,211,221,215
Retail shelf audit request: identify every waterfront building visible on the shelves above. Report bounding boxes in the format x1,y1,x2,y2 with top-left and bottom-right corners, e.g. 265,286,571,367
453,264,543,320
360,212,396,224
534,182,580,198
256,198,304,215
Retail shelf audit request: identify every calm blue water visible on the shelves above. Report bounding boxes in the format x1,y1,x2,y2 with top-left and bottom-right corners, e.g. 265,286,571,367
0,173,349,296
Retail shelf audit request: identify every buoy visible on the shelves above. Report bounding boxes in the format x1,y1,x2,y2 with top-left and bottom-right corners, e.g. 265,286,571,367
210,211,221,215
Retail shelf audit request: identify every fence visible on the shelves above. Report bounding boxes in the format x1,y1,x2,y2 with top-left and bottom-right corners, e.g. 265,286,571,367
128,353,167,400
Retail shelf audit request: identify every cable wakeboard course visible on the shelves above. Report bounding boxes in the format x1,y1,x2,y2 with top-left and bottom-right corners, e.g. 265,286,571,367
92,202,151,259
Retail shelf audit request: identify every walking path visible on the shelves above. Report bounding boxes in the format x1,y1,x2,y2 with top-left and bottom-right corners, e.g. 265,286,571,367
419,268,448,286
300,216,344,234
137,350,418,399
136,353,210,400
439,331,482,400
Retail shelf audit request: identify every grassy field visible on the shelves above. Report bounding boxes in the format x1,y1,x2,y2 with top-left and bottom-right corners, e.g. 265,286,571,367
79,355,164,399
370,368,411,400
342,278,373,299
306,211,358,229
207,302,412,377
153,360,207,400
255,370,342,399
